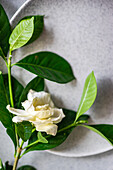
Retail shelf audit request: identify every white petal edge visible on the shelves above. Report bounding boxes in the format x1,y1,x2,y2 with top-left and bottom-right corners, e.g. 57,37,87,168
35,123,58,136
27,89,54,107
6,105,30,116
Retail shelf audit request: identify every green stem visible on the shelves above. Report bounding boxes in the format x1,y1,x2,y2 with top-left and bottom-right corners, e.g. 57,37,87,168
8,52,19,147
8,56,14,107
7,50,21,168
57,123,76,133
13,141,24,170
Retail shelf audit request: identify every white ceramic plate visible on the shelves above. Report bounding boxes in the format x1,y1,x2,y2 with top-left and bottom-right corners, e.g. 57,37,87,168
5,0,113,157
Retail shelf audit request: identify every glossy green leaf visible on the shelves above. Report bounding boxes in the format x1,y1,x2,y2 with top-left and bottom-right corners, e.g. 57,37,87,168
0,4,11,59
9,17,34,51
20,15,44,45
75,71,97,121
3,74,24,107
23,109,89,154
80,124,113,145
18,76,44,108
18,165,36,170
0,72,16,147
37,132,48,143
17,121,32,141
15,51,75,83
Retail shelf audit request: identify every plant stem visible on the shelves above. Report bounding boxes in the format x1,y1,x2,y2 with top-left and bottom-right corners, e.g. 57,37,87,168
57,123,76,133
8,55,14,107
8,50,21,169
13,141,24,170
8,52,19,148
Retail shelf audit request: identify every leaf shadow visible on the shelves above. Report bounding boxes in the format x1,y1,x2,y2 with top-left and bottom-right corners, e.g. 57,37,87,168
90,78,113,122
1,0,20,19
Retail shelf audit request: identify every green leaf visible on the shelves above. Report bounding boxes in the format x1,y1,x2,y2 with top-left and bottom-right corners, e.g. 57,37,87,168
0,158,4,170
18,165,36,170
9,17,34,51
75,71,97,121
15,51,75,83
37,132,48,143
23,109,89,154
17,121,32,141
80,124,113,145
20,15,44,45
0,4,11,59
4,162,13,170
0,72,16,147
18,76,44,108
3,74,24,107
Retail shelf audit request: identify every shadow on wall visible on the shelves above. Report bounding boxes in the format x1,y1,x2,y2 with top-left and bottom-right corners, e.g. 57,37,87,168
0,0,24,19
91,78,113,121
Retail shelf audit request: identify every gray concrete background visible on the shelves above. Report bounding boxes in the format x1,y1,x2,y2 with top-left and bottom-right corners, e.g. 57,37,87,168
0,0,113,169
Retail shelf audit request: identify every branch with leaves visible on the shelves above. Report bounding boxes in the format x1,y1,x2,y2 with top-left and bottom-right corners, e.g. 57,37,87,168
0,4,113,170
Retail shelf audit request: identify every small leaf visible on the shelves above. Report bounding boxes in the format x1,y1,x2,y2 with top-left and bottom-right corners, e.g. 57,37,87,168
17,121,32,141
15,51,75,83
18,76,44,108
38,132,48,143
9,17,34,51
20,15,44,45
0,73,16,148
75,71,97,121
0,4,11,59
23,109,89,154
18,165,36,170
80,124,113,145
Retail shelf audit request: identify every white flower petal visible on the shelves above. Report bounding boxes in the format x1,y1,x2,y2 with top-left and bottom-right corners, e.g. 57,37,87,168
31,117,52,125
51,108,65,123
12,116,30,123
35,123,58,136
6,105,30,117
22,100,34,112
27,89,54,107
35,110,53,119
6,90,65,136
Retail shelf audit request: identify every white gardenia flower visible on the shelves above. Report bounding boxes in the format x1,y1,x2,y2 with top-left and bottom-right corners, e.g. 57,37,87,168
6,90,65,136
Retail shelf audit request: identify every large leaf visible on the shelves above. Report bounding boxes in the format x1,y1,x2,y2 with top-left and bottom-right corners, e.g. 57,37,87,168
15,51,75,83
81,124,113,145
3,74,24,107
23,109,89,154
24,127,74,155
9,17,34,51
0,4,11,59
0,72,16,147
17,121,32,142
18,76,44,108
20,15,44,45
18,165,36,170
75,71,97,121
